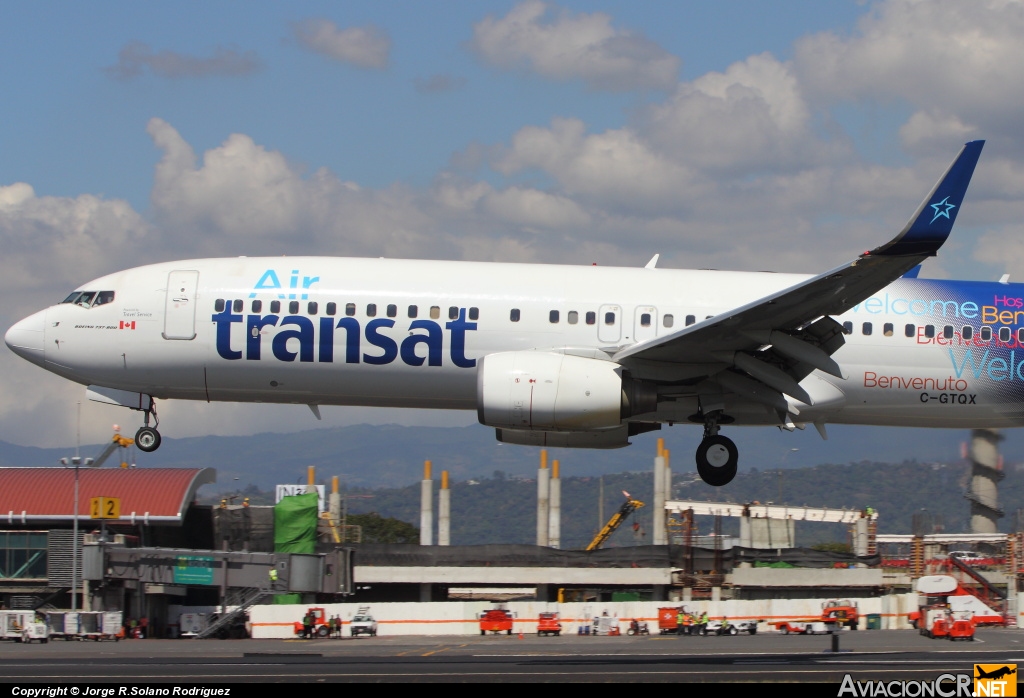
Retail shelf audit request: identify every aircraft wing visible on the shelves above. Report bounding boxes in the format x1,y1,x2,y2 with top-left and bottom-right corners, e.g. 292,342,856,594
615,141,985,410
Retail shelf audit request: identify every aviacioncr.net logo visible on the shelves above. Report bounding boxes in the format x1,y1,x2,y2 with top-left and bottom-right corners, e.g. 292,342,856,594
838,673,972,697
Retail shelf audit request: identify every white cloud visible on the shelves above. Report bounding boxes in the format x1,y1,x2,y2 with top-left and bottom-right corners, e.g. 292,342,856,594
292,19,391,69
795,0,1024,151
105,42,263,79
471,0,679,91
642,52,849,173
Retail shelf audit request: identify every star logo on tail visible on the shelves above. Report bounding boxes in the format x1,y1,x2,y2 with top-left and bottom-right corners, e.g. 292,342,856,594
930,196,957,224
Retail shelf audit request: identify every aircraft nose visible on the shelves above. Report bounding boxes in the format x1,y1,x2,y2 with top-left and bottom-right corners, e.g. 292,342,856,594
5,309,46,367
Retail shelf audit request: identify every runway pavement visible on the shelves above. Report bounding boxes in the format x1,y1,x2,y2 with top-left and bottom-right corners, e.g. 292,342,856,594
1,629,1022,684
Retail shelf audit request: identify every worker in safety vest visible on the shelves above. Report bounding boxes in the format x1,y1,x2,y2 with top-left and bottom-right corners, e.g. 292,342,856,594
697,612,709,635
684,613,695,635
676,609,685,636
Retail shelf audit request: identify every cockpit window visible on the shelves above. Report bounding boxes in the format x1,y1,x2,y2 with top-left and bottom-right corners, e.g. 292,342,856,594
61,290,115,308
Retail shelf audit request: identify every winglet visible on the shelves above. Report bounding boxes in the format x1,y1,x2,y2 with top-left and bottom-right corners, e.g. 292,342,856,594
871,140,984,257
645,254,660,269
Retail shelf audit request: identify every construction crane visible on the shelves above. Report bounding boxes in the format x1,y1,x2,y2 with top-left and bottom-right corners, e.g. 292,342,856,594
91,428,136,468
586,491,645,551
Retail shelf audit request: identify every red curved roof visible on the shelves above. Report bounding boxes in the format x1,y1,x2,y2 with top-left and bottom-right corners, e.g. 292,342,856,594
0,467,216,524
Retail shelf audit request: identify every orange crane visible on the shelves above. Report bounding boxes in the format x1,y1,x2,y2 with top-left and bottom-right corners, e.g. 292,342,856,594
586,491,645,551
92,428,136,468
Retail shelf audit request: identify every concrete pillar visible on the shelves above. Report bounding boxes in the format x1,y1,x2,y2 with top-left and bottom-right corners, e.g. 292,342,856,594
329,476,341,526
663,448,672,543
711,587,721,602
854,516,869,557
653,438,666,545
438,470,451,546
306,465,316,493
549,460,561,549
420,460,433,546
682,588,693,602
969,429,1003,534
537,450,550,547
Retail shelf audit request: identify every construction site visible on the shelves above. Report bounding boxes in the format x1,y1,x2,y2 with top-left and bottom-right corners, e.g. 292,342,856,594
0,428,1021,641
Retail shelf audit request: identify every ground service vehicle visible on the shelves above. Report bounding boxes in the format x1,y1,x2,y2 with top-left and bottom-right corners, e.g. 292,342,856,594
821,599,859,629
657,607,683,634
350,608,378,637
627,619,650,636
293,607,331,638
775,621,831,635
479,609,515,635
537,612,562,636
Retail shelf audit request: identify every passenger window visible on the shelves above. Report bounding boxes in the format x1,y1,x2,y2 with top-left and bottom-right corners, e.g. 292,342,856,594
568,311,578,324
345,303,356,317
585,312,596,325
387,304,397,318
215,299,225,312
862,322,872,336
270,300,281,314
430,306,440,320
233,299,244,313
605,312,616,325
251,300,262,313
924,325,935,338
686,315,696,327
408,305,418,319
641,313,652,327
367,304,377,317
962,326,973,340
943,325,953,339
905,324,915,338
663,314,674,328
981,326,992,341
308,302,318,315
1018,328,1024,344
289,301,299,314
842,321,853,335
449,306,458,320
999,327,1011,342
510,309,520,322
549,310,560,323
884,323,894,337
95,291,115,306
326,302,336,316
469,307,479,321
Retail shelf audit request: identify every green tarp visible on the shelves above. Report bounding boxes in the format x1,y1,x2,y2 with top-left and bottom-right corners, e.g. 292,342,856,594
273,492,318,604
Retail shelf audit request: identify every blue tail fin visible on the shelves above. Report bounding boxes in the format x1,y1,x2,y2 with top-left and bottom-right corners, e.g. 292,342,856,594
872,140,984,257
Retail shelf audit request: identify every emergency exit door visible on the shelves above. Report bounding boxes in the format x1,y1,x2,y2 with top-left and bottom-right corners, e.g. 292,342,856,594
163,270,199,340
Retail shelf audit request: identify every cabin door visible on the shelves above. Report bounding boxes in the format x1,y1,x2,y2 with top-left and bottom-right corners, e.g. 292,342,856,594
163,270,199,340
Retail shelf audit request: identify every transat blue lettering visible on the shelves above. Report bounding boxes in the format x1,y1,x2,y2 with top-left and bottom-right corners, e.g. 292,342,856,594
214,306,477,368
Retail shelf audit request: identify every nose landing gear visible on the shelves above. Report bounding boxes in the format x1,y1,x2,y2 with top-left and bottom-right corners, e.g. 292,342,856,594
695,412,737,487
135,404,162,453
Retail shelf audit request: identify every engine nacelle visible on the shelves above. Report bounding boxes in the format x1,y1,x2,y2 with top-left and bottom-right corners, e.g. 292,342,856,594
477,351,656,431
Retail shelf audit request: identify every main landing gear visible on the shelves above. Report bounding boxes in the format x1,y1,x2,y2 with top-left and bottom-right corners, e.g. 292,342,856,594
695,412,737,487
135,403,162,453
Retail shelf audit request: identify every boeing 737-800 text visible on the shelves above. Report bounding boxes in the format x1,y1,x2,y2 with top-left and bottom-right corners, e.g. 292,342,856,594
4,141,998,486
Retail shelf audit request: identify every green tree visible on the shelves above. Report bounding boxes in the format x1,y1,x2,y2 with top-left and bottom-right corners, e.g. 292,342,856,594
346,512,420,544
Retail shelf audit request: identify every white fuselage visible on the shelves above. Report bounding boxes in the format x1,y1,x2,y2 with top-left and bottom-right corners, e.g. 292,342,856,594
9,256,1024,431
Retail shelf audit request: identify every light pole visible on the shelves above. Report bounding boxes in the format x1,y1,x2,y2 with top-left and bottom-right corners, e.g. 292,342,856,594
60,455,94,611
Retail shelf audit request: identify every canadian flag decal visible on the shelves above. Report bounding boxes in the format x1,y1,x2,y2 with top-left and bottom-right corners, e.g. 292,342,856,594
119,321,136,330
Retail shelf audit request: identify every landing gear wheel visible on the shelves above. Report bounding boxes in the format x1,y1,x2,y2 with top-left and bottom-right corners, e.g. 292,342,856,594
695,435,738,486
135,426,161,452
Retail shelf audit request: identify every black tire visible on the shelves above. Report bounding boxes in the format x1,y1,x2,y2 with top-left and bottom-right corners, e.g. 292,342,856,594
135,426,161,452
781,626,789,635
506,629,512,635
910,619,918,630
480,630,485,636
729,627,738,636
317,626,329,638
849,621,857,631
695,435,738,486
555,631,560,636
749,626,757,635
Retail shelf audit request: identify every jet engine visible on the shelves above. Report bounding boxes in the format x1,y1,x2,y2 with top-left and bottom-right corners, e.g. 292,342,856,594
476,351,657,431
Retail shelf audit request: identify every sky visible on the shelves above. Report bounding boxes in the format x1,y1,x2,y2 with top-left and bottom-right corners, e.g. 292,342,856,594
3,0,1024,450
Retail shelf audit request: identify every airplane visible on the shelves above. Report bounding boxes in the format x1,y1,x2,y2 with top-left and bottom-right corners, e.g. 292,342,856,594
4,141,998,487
